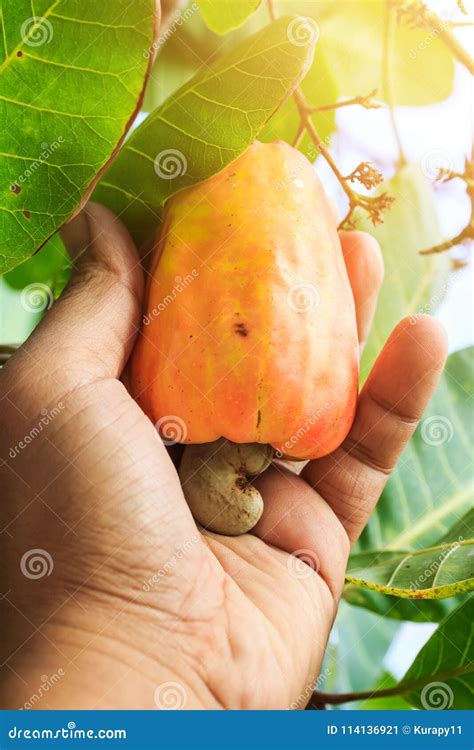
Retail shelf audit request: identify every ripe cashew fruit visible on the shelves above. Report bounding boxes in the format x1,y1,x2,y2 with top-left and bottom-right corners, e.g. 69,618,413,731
130,140,359,534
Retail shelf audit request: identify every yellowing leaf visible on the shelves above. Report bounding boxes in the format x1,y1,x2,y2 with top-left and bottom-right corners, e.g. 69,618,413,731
200,0,261,34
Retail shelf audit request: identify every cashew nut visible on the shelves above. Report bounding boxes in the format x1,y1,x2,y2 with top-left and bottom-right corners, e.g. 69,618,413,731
179,439,274,535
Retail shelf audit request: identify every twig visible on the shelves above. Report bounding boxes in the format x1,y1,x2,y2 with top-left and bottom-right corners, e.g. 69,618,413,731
392,0,474,73
420,223,474,255
267,1,394,227
309,664,474,708
307,90,381,113
383,2,407,167
420,154,474,255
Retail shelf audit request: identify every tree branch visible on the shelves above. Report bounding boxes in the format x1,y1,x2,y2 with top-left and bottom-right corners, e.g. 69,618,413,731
392,0,473,73
266,1,394,227
309,664,474,708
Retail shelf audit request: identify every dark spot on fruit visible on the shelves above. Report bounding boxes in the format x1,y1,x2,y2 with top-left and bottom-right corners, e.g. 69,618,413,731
23,210,30,219
256,409,261,428
10,184,21,194
234,322,248,337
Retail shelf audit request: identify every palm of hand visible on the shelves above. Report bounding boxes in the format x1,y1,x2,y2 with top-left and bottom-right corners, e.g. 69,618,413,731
0,205,447,710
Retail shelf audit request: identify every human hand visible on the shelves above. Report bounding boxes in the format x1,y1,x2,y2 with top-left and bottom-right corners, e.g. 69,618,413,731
0,204,447,709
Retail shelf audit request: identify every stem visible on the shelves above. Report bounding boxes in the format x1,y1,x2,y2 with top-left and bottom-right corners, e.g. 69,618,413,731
307,90,380,113
433,13,474,73
383,2,406,167
266,0,394,227
267,0,277,21
420,222,474,255
392,0,473,73
309,665,473,708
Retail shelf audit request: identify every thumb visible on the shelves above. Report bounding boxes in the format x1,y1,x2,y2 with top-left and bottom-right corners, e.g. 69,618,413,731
6,204,144,401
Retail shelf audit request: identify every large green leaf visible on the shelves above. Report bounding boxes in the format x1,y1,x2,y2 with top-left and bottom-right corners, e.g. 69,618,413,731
200,0,261,34
94,16,316,248
0,0,157,273
358,347,474,554
343,584,460,623
401,598,474,709
346,542,474,600
277,0,455,105
358,165,449,381
346,510,474,621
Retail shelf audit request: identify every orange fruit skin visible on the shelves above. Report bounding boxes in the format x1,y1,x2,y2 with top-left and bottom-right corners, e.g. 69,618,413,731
130,140,358,459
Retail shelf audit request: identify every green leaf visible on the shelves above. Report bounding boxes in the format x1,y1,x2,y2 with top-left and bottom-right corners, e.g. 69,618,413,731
357,672,411,710
285,0,455,105
358,165,449,382
401,598,474,709
0,0,156,273
259,40,337,155
343,584,459,623
346,542,474,600
94,16,316,248
358,347,474,553
0,233,70,348
200,0,261,34
323,601,399,695
4,232,70,297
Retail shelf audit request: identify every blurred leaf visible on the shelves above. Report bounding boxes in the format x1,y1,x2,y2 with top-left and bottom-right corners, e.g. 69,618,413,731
94,16,316,248
358,347,473,554
322,601,399,695
143,4,222,111
0,279,39,344
259,43,337,154
0,233,70,348
200,0,261,34
0,0,157,272
358,165,449,381
4,233,70,297
401,597,474,709
276,0,455,105
357,672,411,710
345,542,474,600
